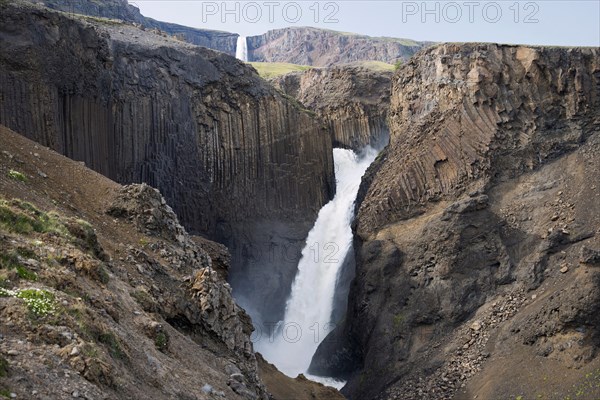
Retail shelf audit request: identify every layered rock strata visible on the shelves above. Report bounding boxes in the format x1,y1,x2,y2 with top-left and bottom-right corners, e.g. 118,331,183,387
272,65,392,150
248,27,428,66
312,43,600,400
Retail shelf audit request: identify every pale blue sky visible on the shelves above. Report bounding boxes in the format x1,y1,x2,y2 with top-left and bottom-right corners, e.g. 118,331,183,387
134,1,600,46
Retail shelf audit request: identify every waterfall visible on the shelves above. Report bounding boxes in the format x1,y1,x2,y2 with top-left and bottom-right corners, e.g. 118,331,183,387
255,146,379,387
236,36,248,62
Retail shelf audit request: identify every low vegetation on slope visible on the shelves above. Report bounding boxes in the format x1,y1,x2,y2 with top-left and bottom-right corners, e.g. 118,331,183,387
249,62,313,78
0,125,268,399
0,124,345,400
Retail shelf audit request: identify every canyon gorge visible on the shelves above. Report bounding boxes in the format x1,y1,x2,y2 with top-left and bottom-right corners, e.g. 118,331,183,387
1,1,599,400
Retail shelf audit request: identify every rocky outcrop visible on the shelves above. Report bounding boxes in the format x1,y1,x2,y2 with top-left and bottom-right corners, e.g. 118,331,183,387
356,44,598,235
28,0,239,54
0,2,335,324
248,27,429,66
312,43,600,399
0,125,269,399
272,65,392,149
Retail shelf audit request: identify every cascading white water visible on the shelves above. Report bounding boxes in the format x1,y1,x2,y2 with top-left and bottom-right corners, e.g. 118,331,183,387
235,36,248,61
256,146,379,386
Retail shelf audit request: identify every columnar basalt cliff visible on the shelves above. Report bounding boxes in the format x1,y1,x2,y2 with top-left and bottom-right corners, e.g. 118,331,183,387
272,65,392,150
0,2,335,324
0,125,346,400
311,43,600,399
29,0,239,54
247,27,428,66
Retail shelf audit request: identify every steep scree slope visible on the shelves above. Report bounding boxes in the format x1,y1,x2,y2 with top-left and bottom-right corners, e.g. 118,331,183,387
0,124,345,400
0,125,267,400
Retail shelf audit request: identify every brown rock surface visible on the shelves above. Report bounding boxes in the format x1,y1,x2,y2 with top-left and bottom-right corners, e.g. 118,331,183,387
272,64,392,150
248,27,428,66
257,354,345,400
311,43,600,400
0,124,267,399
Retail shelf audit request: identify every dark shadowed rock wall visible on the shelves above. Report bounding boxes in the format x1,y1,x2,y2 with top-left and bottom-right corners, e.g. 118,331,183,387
0,2,335,324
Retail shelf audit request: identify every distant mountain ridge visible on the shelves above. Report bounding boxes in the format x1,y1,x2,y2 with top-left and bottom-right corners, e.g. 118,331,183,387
248,27,430,66
28,0,430,66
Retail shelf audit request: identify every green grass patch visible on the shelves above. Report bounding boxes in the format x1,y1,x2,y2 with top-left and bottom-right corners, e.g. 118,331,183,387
15,247,37,259
98,332,125,360
155,331,168,351
343,60,396,72
249,62,313,79
393,313,405,329
0,251,20,270
80,14,124,26
0,356,8,377
15,265,37,281
16,289,56,316
0,199,70,237
0,388,10,399
7,169,27,182
0,251,36,281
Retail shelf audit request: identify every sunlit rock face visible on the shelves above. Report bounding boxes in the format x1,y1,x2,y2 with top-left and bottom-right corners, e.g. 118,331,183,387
312,43,600,400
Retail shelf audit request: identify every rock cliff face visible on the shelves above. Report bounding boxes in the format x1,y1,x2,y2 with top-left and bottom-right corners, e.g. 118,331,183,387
28,0,239,54
272,65,392,150
312,43,600,399
247,27,428,66
0,2,335,325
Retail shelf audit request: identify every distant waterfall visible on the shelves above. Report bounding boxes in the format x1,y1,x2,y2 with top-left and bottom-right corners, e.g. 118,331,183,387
255,146,379,388
236,36,248,61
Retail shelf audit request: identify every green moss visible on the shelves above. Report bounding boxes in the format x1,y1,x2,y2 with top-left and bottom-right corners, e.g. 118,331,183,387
98,332,125,360
154,331,168,351
66,218,106,260
0,388,10,399
0,356,8,377
1,249,37,282
131,289,156,312
0,251,19,270
0,203,37,234
0,199,70,237
393,313,405,329
82,343,99,358
15,265,37,281
97,265,110,284
7,169,27,182
0,275,9,289
15,247,37,259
